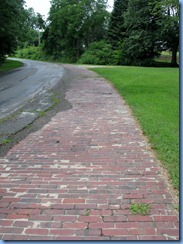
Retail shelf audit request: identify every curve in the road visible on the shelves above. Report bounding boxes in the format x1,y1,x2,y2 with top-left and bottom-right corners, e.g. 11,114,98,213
0,59,64,119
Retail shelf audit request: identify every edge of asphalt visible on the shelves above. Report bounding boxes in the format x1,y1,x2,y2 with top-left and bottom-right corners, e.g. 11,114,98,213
0,64,73,157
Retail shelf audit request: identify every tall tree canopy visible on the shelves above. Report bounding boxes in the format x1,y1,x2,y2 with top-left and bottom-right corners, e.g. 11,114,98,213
108,0,128,49
19,8,45,48
160,0,179,66
43,0,109,62
0,0,25,64
120,0,163,66
107,0,179,66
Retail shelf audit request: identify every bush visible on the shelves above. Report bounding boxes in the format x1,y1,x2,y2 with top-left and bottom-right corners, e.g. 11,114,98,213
77,41,117,65
15,46,46,61
119,31,161,66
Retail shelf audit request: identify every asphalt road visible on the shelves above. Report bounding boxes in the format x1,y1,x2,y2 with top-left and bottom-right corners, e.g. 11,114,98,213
0,59,65,119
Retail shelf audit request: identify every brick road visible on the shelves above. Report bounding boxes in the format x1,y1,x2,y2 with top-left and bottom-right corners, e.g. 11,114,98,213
0,65,179,240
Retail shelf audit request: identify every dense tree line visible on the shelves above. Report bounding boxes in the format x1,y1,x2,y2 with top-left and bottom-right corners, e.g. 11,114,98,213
107,0,179,66
0,0,179,66
0,0,24,64
42,0,109,62
0,0,45,64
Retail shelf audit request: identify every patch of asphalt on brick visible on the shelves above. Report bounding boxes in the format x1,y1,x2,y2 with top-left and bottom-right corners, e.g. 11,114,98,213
0,65,72,156
0,112,37,136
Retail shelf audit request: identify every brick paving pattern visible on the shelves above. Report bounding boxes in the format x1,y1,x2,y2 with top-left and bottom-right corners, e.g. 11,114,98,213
0,65,179,240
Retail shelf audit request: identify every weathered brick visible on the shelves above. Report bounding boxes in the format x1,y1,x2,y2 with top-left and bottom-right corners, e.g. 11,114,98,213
128,215,152,222
25,228,48,235
156,228,179,236
0,202,10,208
0,220,13,227
75,228,101,236
0,227,24,234
102,228,129,236
63,198,85,203
78,216,102,222
0,198,20,202
90,209,112,216
13,221,34,227
50,229,75,236
75,203,97,209
139,236,167,240
3,234,28,240
51,204,75,209
103,216,127,222
115,222,139,228
89,222,114,228
7,214,29,219
40,221,62,228
153,216,178,222
129,228,156,235
29,215,53,221
18,209,41,215
42,209,66,215
63,222,87,229
27,235,54,240
53,216,77,222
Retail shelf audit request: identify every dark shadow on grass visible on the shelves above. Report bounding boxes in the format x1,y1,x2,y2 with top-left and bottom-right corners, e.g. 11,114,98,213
147,61,179,68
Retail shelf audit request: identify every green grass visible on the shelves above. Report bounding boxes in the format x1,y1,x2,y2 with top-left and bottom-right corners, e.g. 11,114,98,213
91,66,179,190
130,203,151,215
1,139,13,145
0,59,23,73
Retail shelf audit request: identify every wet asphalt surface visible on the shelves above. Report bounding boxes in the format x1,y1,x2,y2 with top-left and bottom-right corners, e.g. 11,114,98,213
0,61,73,156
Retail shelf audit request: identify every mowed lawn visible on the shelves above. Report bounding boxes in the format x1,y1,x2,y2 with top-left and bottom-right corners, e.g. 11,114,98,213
91,66,179,190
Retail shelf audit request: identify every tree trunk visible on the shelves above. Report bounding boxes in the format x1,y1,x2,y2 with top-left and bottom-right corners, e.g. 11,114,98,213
171,39,179,67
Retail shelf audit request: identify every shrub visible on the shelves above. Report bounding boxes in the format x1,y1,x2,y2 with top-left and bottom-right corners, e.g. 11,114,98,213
15,46,45,61
78,41,117,65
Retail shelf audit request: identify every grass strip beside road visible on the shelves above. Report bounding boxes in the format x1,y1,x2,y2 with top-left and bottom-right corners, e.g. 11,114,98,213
91,66,179,190
0,59,23,73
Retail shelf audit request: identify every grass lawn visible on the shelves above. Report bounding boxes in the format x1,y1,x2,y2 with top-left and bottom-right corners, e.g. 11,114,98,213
0,59,23,74
90,66,179,190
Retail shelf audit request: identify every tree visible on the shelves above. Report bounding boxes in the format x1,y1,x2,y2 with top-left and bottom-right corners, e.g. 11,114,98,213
120,0,163,66
18,8,45,48
0,0,25,64
108,0,128,49
43,0,109,62
161,0,179,66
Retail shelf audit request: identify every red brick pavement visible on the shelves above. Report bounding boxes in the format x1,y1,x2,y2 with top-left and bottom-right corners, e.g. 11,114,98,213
0,65,179,240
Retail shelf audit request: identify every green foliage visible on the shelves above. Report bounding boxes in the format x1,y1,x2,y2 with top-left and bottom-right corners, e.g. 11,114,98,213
77,41,117,65
130,203,151,215
108,0,128,48
160,0,179,66
0,0,46,64
0,0,25,64
84,209,91,216
15,46,45,60
106,0,179,66
91,66,179,189
1,139,13,145
119,0,163,66
18,8,45,48
43,0,109,62
37,111,47,118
